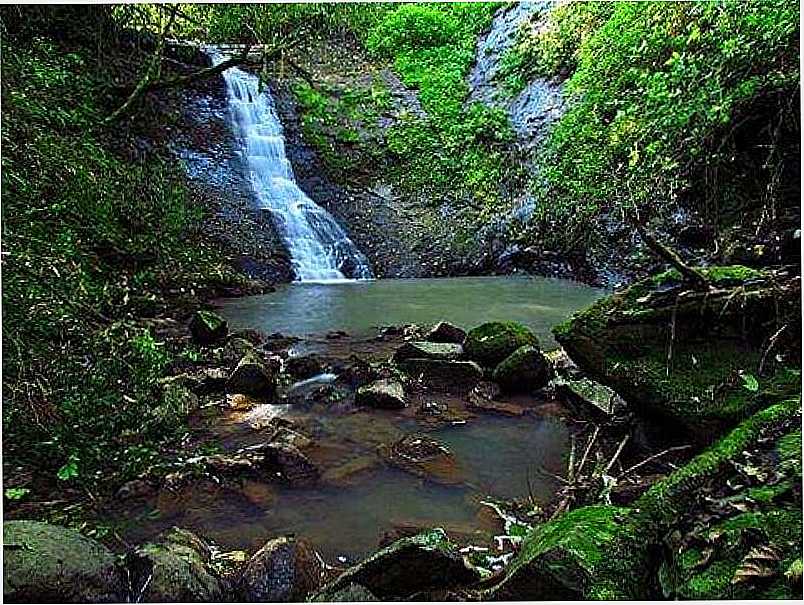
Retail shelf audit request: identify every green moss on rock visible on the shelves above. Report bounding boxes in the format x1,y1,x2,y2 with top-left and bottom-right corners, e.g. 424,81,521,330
492,345,552,393
464,321,539,368
3,520,126,603
553,266,800,438
487,505,626,600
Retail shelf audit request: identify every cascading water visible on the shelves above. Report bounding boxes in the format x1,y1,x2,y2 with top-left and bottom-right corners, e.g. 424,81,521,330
208,48,372,282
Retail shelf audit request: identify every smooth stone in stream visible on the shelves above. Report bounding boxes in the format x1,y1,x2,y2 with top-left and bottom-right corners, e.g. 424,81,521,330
397,358,483,391
285,354,325,380
3,520,126,603
392,341,464,362
239,536,325,602
355,379,407,409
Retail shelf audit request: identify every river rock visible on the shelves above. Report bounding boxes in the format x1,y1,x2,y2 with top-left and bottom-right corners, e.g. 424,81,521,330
227,353,277,400
239,536,325,602
189,310,228,345
3,520,126,603
355,379,407,409
220,336,259,366
392,341,464,363
397,358,483,391
492,345,552,393
551,376,625,418
464,321,539,367
285,354,325,380
315,529,480,599
128,527,224,603
425,321,466,344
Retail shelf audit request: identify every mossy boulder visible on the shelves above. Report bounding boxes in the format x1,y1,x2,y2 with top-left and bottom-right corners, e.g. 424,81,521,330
492,345,552,393
189,310,228,345
315,529,480,599
553,266,801,438
285,354,325,381
487,505,626,600
227,353,277,400
3,520,126,603
589,398,802,600
239,536,325,602
464,321,539,368
128,527,224,602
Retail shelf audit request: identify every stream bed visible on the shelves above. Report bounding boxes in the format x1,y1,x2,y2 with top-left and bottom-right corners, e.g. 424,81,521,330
112,276,604,563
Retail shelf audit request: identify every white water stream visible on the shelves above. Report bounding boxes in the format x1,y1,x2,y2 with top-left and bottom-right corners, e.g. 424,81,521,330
209,49,372,282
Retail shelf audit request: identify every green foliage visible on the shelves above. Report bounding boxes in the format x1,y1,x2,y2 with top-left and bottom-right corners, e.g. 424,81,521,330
508,0,798,259
1,35,244,492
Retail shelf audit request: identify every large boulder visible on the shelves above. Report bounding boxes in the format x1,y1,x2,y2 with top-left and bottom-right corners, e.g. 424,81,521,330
3,520,126,603
553,266,801,438
355,379,407,409
239,536,325,602
227,353,277,400
315,529,480,599
392,341,464,363
189,310,228,345
425,321,466,344
128,527,224,602
492,345,552,393
464,321,539,368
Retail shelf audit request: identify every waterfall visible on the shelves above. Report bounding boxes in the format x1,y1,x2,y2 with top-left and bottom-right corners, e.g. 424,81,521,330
208,48,372,282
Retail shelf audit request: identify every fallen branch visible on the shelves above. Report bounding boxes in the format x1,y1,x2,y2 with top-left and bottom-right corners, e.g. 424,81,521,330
617,444,691,479
631,214,709,290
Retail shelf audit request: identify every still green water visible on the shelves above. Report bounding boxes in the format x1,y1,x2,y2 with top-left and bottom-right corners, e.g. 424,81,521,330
216,275,605,346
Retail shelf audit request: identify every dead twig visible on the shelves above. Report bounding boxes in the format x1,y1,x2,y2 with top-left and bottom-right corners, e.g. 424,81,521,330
617,444,692,479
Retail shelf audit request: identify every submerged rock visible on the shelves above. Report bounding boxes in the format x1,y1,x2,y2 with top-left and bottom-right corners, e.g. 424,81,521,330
315,529,480,599
379,434,464,485
425,321,467,344
128,527,224,603
355,379,407,409
392,341,464,363
239,536,325,602
397,359,483,391
553,266,801,437
227,353,277,400
464,321,539,368
3,520,126,603
467,381,530,416
492,345,552,393
189,310,228,345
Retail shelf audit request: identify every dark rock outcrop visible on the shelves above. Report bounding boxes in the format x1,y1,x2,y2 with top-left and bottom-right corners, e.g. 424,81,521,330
425,321,467,344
